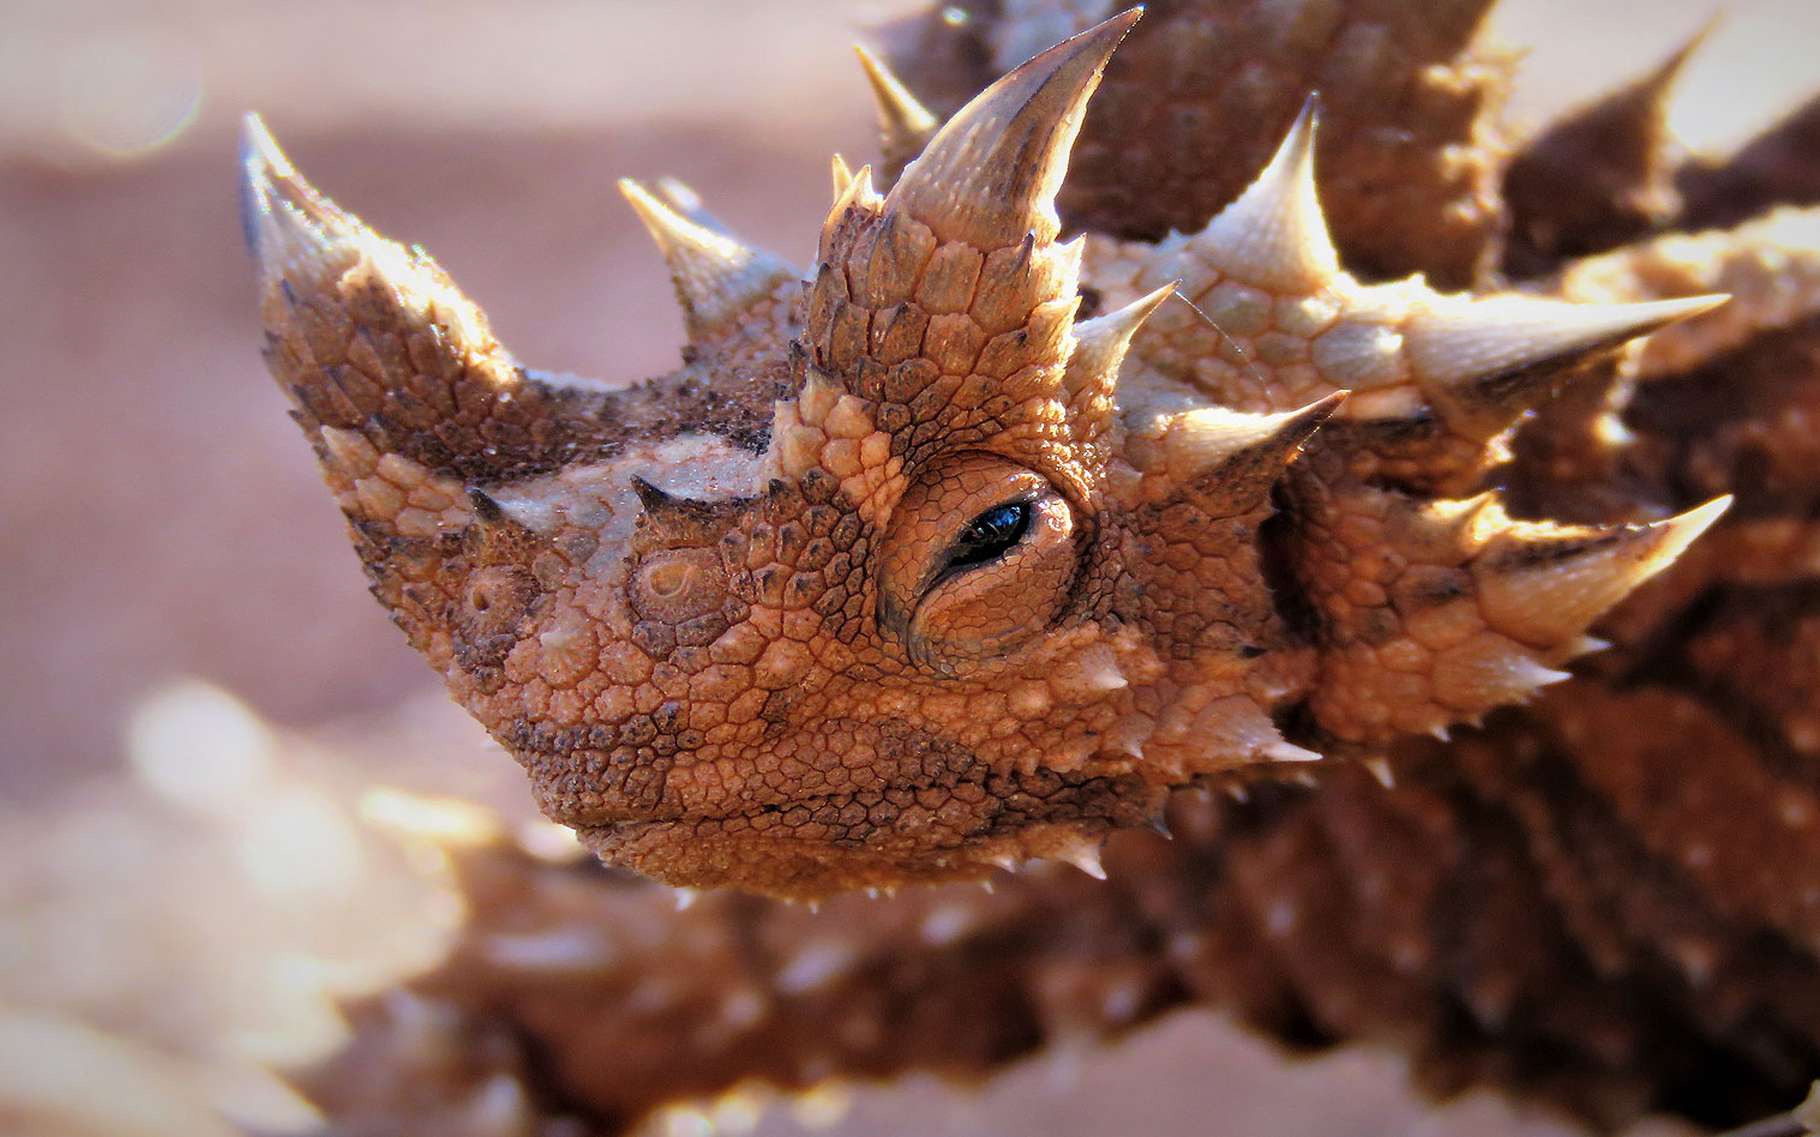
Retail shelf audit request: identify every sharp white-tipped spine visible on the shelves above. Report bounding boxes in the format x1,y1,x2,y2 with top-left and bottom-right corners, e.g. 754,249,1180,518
854,43,940,157
618,178,796,335
1409,293,1731,389
1192,98,1339,293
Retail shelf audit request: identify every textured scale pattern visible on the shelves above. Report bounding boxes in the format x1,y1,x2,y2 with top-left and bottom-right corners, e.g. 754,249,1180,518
238,1,1820,1132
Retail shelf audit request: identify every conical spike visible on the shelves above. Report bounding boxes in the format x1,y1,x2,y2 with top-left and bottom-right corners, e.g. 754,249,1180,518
1160,391,1346,496
886,8,1141,247
618,179,796,339
1067,281,1177,397
462,488,550,564
1265,739,1324,764
1061,839,1106,880
854,44,940,164
1063,282,1176,445
830,154,856,200
1432,640,1575,712
1504,16,1715,260
1588,11,1718,155
1473,496,1731,648
467,488,508,524
1568,635,1613,658
1193,97,1339,293
1631,14,1715,114
653,176,730,234
1410,292,1730,390
824,161,882,236
629,475,679,514
240,113,359,280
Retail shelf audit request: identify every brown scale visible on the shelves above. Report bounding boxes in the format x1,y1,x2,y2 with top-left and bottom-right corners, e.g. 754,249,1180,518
241,2,1820,1132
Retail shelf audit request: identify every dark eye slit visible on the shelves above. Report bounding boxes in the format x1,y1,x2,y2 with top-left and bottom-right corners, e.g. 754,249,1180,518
943,500,1033,574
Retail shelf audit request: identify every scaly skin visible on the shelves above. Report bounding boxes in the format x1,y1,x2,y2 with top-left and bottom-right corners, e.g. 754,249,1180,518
245,10,1725,901
250,2,1820,1131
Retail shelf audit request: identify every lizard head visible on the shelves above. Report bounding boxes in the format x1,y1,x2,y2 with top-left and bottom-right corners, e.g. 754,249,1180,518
243,9,1728,897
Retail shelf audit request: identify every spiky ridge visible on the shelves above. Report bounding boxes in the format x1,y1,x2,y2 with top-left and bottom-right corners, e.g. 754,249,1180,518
251,0,1820,1130
881,0,1515,288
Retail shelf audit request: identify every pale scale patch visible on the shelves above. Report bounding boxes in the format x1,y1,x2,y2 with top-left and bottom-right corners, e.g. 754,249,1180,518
488,433,767,572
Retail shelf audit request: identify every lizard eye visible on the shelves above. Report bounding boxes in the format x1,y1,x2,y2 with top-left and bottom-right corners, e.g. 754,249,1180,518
878,453,1082,670
941,501,1032,576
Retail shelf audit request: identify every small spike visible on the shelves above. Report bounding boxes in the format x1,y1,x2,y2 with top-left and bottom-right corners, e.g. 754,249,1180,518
830,154,856,200
673,887,699,912
853,44,940,164
652,176,730,233
1193,97,1339,293
1364,757,1396,788
1061,840,1107,880
468,488,507,524
886,8,1141,247
1620,15,1715,127
826,161,882,228
1164,391,1346,477
1062,643,1129,694
1503,17,1716,262
1474,497,1731,648
1081,656,1127,692
1066,281,1177,400
1583,14,1716,156
629,475,679,514
1434,642,1574,711
618,178,796,337
1265,739,1324,764
1568,635,1613,658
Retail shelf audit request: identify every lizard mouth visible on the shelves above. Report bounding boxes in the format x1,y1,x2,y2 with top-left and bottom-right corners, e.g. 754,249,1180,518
564,764,1163,898
508,713,994,832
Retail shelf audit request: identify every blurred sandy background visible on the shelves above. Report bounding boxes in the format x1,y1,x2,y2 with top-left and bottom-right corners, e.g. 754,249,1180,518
1,1,1816,1134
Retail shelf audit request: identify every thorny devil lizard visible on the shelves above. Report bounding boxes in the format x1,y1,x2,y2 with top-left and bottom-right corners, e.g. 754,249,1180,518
242,2,1820,1132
